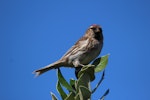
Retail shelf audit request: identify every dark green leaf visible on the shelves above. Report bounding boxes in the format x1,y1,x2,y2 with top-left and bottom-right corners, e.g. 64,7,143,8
74,93,80,100
78,65,95,81
79,86,91,100
57,69,75,93
56,81,67,99
50,92,58,100
65,92,75,100
70,78,76,91
70,78,75,87
76,73,90,92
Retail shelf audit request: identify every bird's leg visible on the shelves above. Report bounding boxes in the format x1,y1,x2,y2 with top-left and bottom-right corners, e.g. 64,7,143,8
73,60,85,78
73,60,85,67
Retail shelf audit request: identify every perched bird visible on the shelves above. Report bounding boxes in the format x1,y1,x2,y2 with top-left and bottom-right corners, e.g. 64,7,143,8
33,24,103,77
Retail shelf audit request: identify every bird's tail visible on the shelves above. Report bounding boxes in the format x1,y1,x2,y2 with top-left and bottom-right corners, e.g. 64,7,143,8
33,60,64,77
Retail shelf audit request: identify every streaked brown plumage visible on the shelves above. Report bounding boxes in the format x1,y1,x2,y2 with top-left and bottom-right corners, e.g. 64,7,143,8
33,24,103,77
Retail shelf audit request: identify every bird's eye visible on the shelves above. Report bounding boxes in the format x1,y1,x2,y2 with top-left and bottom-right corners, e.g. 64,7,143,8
91,28,96,30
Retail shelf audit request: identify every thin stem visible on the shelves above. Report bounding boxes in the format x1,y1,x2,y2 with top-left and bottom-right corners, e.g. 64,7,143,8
92,71,105,93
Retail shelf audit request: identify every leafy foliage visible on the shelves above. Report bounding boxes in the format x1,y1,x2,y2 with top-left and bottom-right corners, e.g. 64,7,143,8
50,54,109,100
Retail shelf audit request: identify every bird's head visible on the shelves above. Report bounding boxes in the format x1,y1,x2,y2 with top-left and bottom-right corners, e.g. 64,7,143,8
90,24,102,33
85,24,103,41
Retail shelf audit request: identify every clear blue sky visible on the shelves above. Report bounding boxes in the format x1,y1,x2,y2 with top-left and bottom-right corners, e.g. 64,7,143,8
1,0,150,100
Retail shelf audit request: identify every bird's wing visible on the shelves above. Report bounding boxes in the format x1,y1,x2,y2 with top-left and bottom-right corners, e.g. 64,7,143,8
61,36,89,59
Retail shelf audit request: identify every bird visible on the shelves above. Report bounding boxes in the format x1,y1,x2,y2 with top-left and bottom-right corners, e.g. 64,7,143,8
33,24,103,77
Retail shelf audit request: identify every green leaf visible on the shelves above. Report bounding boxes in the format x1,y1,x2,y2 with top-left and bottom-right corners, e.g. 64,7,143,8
57,69,75,93
70,78,76,91
50,92,58,100
65,92,75,100
93,54,109,73
70,78,75,87
78,86,91,100
74,93,80,100
76,72,91,92
56,81,67,99
78,65,95,81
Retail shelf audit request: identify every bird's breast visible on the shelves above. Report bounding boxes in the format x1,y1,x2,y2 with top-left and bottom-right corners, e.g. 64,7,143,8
67,38,103,66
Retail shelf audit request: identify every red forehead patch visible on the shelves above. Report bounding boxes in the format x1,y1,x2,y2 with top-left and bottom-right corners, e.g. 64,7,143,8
90,24,100,28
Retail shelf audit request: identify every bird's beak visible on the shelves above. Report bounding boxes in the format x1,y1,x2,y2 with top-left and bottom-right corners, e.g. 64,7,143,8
96,28,100,33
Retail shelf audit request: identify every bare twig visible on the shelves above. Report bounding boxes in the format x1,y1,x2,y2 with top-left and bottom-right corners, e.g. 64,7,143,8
92,71,105,93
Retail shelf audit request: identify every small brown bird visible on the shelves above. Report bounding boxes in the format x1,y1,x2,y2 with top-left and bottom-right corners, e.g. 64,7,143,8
34,24,103,77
